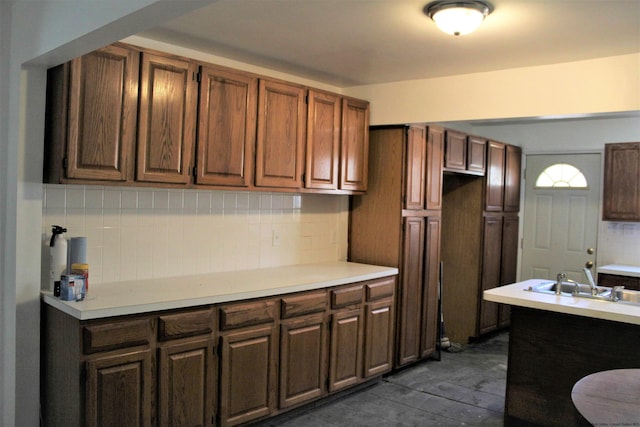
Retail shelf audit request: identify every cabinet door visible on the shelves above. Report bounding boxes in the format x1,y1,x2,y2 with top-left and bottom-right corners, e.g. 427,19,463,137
328,308,363,392
603,142,640,221
478,215,503,335
305,90,341,190
279,314,327,408
405,125,427,210
467,136,487,174
444,130,467,171
498,214,519,328
219,326,276,427
66,44,138,182
421,216,441,358
397,216,425,366
196,65,257,187
255,79,306,188
137,52,197,184
364,298,394,377
85,349,153,427
504,145,522,212
426,126,444,210
485,141,506,211
158,338,216,427
340,98,370,191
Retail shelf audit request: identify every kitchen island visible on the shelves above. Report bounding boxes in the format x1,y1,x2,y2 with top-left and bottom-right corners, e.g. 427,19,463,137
485,280,640,427
41,261,399,426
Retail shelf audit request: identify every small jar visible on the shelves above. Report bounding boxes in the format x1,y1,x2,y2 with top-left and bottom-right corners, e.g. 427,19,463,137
71,263,89,293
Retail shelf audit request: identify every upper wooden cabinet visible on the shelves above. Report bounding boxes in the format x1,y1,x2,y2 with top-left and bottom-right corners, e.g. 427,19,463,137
504,145,522,212
443,131,486,175
426,126,444,210
603,142,640,221
403,125,443,211
137,52,198,184
255,79,306,189
196,65,258,187
467,136,487,174
485,141,506,211
305,90,341,190
340,98,370,192
44,43,139,184
44,43,370,194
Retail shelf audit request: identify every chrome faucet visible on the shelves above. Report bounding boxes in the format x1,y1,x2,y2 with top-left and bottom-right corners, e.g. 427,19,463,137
583,268,599,295
556,273,580,295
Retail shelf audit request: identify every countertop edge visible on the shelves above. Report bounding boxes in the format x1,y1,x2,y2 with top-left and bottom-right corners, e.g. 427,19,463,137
42,262,399,320
597,264,640,278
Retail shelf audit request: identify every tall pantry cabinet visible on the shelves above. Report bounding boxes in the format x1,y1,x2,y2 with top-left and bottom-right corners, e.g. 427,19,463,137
349,125,443,367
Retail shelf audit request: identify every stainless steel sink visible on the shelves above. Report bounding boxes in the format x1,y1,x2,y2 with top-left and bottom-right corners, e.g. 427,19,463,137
527,281,640,307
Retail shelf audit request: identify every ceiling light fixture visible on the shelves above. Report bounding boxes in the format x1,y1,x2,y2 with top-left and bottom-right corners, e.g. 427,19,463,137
424,1,494,36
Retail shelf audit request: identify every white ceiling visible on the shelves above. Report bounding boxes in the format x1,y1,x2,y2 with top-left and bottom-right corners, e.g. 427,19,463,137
138,0,640,87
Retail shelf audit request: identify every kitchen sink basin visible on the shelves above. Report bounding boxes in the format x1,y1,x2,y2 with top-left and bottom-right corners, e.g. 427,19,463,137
527,281,640,307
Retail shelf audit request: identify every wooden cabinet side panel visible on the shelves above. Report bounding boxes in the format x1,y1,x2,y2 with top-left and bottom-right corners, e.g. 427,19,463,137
426,126,444,210
137,52,197,184
349,128,404,267
485,141,506,211
85,349,154,427
340,98,370,191
504,145,522,212
306,90,341,189
421,216,441,358
328,308,363,392
255,79,306,188
196,65,257,187
603,142,640,221
397,217,425,366
66,44,138,182
279,314,327,408
158,338,216,427
478,215,503,335
405,125,427,210
219,326,277,427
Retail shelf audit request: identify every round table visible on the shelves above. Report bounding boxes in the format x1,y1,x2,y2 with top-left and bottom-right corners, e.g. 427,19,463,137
571,369,640,425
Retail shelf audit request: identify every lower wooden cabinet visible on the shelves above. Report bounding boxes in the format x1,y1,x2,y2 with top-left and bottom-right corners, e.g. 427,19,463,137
42,276,396,427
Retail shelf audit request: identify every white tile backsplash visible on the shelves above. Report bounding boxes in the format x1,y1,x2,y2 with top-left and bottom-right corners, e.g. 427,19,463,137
598,221,640,266
42,185,349,286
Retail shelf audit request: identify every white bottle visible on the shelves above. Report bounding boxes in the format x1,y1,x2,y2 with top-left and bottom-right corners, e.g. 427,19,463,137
49,225,68,292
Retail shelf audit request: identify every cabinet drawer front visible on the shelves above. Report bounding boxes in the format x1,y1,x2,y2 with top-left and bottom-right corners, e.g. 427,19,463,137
281,291,327,318
220,300,276,330
365,277,396,302
83,318,152,354
331,285,363,309
158,308,214,341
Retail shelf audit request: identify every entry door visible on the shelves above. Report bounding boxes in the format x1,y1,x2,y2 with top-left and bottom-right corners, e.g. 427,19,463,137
521,154,601,283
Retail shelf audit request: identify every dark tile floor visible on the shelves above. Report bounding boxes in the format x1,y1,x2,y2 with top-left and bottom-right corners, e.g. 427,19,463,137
254,331,509,426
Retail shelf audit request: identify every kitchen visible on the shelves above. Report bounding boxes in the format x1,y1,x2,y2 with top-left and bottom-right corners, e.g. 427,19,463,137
2,1,640,426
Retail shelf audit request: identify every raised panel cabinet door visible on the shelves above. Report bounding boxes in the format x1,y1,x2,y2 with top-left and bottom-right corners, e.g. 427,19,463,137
158,338,216,427
485,141,506,212
85,349,153,427
340,98,370,191
421,216,441,358
603,142,640,221
279,314,328,408
196,65,257,187
397,216,425,367
478,215,503,335
504,145,522,212
137,52,197,184
404,125,427,210
467,136,487,174
363,298,394,378
328,308,363,392
426,126,444,210
66,44,138,181
305,90,341,190
256,79,306,188
444,130,467,171
499,214,519,328
219,326,276,427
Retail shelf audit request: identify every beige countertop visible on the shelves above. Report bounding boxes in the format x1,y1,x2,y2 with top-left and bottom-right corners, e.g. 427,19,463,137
484,279,640,326
42,261,398,320
598,264,640,278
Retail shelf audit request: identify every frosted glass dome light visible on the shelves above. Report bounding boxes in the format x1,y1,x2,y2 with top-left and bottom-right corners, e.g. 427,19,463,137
424,1,494,36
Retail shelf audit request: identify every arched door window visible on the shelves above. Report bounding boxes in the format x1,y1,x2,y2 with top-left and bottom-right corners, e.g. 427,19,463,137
535,163,588,188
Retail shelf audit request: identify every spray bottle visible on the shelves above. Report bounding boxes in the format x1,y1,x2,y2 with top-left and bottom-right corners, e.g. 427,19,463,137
49,225,68,292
